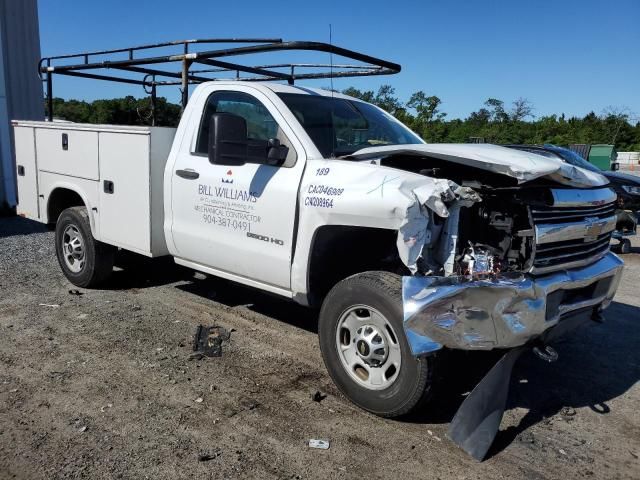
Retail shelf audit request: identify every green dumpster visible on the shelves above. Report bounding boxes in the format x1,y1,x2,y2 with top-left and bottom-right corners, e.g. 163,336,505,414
588,144,617,171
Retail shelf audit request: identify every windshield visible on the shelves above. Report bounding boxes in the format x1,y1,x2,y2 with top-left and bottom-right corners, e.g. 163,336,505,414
547,146,602,173
277,93,423,157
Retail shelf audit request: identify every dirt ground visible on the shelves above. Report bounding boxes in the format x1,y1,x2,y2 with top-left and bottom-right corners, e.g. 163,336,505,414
0,216,638,480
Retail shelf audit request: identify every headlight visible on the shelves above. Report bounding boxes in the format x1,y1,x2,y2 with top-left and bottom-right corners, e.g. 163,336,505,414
622,185,640,196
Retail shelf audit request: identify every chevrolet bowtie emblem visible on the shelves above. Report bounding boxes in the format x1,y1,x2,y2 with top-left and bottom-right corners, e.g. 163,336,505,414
584,217,606,240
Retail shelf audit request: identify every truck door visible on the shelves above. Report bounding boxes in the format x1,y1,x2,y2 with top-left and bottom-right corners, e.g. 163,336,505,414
169,88,305,290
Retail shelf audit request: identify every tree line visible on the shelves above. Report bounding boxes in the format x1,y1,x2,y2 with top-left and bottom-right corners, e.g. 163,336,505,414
48,86,640,151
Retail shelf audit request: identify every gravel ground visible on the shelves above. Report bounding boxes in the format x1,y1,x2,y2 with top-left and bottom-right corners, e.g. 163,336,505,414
0,216,639,479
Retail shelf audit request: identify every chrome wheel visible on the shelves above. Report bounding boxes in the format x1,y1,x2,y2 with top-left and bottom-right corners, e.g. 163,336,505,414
335,305,402,390
61,224,85,273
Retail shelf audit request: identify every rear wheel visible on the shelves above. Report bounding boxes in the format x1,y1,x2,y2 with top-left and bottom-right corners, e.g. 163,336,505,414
55,207,115,287
318,271,434,417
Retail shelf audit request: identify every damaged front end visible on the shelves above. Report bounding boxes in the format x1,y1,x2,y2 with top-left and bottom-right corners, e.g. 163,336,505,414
350,144,625,460
396,182,622,356
351,145,623,355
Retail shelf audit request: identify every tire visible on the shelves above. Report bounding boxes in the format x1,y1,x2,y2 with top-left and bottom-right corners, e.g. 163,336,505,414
55,206,115,287
318,271,433,418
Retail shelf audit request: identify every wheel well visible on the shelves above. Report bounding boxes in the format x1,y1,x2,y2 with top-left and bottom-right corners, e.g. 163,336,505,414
306,225,408,307
47,188,85,224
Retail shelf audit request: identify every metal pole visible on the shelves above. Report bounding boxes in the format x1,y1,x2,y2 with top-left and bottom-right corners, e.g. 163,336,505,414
181,58,190,110
150,82,157,126
46,73,53,121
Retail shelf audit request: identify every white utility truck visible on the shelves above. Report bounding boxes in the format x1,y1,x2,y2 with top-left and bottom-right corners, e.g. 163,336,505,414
14,39,623,459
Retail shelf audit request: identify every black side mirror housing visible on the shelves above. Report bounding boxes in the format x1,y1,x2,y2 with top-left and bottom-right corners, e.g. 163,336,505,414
208,113,248,166
611,162,620,171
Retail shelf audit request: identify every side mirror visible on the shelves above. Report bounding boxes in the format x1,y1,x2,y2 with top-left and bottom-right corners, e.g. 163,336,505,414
266,138,289,165
208,113,248,166
611,162,620,171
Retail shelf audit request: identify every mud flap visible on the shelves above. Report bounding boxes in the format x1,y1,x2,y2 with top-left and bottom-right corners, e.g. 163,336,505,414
447,346,526,461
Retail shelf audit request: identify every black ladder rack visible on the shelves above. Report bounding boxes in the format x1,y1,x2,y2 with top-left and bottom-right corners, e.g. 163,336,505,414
39,38,401,123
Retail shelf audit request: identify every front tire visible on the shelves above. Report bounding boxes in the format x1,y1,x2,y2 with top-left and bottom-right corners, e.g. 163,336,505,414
55,207,115,287
318,271,433,417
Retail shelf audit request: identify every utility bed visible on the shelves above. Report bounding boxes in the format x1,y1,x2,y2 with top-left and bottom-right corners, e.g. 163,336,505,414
13,121,176,256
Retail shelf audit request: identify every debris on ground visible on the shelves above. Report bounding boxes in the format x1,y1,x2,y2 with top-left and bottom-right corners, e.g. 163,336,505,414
39,303,60,308
517,431,537,446
191,325,231,358
194,397,204,403
198,450,222,462
311,391,327,403
100,403,113,413
308,439,330,450
560,406,577,418
68,289,83,296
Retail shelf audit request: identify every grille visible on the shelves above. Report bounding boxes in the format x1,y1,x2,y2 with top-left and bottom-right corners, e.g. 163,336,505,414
530,202,616,224
530,200,616,273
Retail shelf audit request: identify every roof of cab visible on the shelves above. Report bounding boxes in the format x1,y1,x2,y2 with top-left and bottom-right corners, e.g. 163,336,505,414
261,82,359,101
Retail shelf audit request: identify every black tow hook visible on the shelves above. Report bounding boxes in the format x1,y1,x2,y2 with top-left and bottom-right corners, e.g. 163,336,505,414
533,344,559,363
592,308,606,324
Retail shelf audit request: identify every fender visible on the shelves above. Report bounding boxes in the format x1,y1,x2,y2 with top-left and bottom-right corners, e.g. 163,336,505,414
290,159,478,302
42,177,101,239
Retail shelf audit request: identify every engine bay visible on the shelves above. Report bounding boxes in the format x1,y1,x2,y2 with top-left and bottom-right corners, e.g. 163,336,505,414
379,154,537,277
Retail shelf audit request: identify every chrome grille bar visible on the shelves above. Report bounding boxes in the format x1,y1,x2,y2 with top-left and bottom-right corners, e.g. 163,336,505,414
530,188,617,274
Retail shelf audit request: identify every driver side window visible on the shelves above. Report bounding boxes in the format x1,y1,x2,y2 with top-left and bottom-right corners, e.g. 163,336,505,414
195,91,279,156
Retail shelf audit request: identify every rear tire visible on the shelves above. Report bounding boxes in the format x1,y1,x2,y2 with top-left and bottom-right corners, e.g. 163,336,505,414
55,206,115,287
318,271,434,418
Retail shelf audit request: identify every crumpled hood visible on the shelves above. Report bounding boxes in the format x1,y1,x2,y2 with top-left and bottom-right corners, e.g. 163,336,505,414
348,143,609,187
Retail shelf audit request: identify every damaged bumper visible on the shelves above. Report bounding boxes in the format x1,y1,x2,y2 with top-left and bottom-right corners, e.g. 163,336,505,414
402,252,624,355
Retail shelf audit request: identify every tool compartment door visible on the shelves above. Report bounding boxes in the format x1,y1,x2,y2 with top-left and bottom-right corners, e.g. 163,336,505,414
36,127,99,180
98,131,152,255
14,126,39,219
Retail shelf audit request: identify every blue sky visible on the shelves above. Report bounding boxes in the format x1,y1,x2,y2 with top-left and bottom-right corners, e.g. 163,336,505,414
38,0,640,120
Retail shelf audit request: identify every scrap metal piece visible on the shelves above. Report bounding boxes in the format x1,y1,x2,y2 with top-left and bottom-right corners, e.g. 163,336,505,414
447,346,526,461
308,439,330,449
192,325,231,357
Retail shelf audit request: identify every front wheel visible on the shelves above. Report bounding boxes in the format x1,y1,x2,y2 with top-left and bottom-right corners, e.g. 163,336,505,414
318,271,434,418
55,206,115,287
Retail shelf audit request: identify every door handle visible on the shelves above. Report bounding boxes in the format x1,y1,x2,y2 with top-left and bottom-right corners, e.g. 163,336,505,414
176,169,200,180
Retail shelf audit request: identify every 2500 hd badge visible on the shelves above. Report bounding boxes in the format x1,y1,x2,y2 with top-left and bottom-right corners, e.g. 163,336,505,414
246,231,284,246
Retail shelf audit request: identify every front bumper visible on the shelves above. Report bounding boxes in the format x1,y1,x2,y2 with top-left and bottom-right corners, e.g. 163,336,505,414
402,252,624,355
